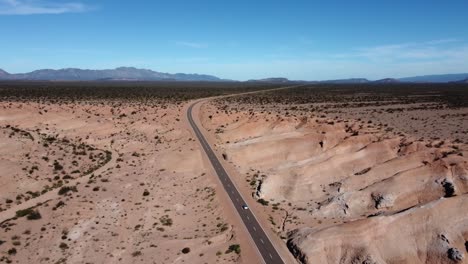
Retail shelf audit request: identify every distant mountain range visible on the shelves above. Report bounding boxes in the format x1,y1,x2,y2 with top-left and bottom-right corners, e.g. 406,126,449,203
320,78,369,84
316,74,468,84
247,77,292,83
1,67,468,83
398,73,468,83
0,67,222,82
249,74,468,84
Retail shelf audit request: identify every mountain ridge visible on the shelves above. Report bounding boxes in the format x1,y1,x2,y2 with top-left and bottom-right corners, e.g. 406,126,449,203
1,67,468,83
398,73,468,83
0,67,222,82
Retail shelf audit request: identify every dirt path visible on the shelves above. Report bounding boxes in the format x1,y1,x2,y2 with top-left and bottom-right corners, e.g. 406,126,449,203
0,150,116,224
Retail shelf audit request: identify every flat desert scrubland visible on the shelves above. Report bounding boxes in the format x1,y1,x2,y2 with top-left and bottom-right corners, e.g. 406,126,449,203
0,82,280,264
201,84,468,264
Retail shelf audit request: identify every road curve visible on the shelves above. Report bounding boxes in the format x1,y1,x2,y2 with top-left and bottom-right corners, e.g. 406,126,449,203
187,101,285,264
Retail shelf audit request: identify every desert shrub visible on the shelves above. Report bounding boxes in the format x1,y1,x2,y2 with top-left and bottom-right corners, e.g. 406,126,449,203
257,198,269,206
160,215,173,226
217,223,229,232
53,201,66,210
58,186,77,195
53,160,63,171
250,179,257,186
226,244,241,254
26,210,42,220
59,242,69,250
8,248,17,255
181,247,190,254
15,208,34,218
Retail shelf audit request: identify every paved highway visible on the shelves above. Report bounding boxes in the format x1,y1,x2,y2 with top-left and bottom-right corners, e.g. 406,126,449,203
187,102,285,264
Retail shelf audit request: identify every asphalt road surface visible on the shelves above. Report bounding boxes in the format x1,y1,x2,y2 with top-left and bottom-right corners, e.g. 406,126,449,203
187,101,285,264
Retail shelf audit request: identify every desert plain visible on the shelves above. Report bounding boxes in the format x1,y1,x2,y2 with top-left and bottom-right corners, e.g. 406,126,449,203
0,82,281,264
0,82,467,264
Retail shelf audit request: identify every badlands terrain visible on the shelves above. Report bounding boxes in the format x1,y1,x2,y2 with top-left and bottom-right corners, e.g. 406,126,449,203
0,81,278,264
201,84,468,264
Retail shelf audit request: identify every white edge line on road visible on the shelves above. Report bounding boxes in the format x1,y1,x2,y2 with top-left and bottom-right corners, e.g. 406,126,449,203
188,91,300,264
210,136,287,263
190,100,285,263
187,103,268,264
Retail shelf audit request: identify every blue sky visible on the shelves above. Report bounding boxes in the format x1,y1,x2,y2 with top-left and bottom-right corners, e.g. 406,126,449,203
1,0,468,80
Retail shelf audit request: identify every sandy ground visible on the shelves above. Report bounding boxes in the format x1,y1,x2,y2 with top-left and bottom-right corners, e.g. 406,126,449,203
0,99,246,264
200,88,468,264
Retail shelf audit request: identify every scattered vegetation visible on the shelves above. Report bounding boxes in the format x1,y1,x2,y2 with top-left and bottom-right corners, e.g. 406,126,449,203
220,83,468,108
0,81,282,103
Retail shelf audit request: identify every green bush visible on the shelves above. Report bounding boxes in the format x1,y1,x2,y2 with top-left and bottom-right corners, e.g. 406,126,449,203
26,210,42,220
257,198,269,206
53,160,63,171
58,186,77,195
15,208,34,218
160,215,173,226
226,244,241,254
59,242,69,250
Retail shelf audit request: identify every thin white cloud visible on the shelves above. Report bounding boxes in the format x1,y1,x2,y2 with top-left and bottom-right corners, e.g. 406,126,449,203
424,38,458,45
172,39,468,80
334,39,466,61
175,41,207,49
0,0,90,15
